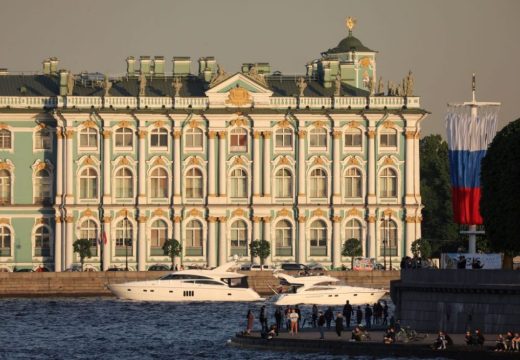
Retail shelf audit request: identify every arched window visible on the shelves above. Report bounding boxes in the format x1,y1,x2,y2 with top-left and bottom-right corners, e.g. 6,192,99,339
379,168,397,198
275,168,292,198
34,169,52,203
275,220,292,256
79,128,98,149
185,128,203,149
309,128,327,148
34,226,50,257
79,219,98,256
0,129,12,149
275,128,292,149
150,167,168,199
79,168,98,200
185,168,203,199
380,129,397,147
0,226,11,257
310,168,327,198
150,128,168,149
115,168,133,199
344,128,362,147
344,167,362,198
185,220,203,256
310,220,327,256
230,220,247,256
114,128,133,148
230,168,247,198
230,128,247,152
35,129,51,150
0,170,11,204
115,218,133,256
345,219,362,242
151,219,167,255
380,219,398,256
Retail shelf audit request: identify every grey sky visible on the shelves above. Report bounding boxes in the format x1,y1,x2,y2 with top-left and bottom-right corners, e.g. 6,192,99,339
0,0,518,136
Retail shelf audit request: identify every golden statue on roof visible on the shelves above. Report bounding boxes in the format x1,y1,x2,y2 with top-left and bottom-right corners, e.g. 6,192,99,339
345,16,357,32
226,85,251,106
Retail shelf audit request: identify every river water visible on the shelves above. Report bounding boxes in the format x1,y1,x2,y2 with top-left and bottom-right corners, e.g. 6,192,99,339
0,297,442,360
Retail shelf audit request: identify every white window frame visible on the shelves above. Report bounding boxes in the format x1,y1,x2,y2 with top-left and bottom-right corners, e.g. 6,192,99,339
230,219,248,256
150,128,169,152
34,169,53,204
114,127,134,151
185,167,204,200
274,168,293,199
379,167,398,199
230,128,248,152
229,167,248,199
78,167,99,202
309,219,328,256
275,219,293,257
344,167,363,199
114,167,135,200
309,168,328,199
0,129,13,151
274,128,293,151
0,170,12,205
344,128,363,151
309,128,327,151
185,128,204,151
149,167,169,201
78,128,99,152
34,128,52,151
379,128,398,152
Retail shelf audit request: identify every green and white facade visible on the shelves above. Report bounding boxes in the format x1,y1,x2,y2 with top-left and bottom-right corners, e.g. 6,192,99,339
0,28,427,271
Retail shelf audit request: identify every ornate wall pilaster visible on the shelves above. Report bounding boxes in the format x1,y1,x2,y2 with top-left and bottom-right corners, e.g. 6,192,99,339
137,215,147,271
253,131,261,196
207,216,217,267
218,217,227,265
332,215,342,268
367,129,376,204
102,130,112,203
138,128,147,204
297,216,306,263
55,128,64,204
332,130,341,201
65,215,74,270
102,216,112,270
263,131,271,197
367,214,376,258
54,215,62,272
218,131,227,196
208,132,216,196
173,131,181,198
65,129,74,204
298,131,306,198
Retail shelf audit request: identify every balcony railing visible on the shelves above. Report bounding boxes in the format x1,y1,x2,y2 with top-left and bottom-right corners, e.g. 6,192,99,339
174,97,208,109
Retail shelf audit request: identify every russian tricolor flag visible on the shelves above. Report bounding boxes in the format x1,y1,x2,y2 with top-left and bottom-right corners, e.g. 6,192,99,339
446,105,499,225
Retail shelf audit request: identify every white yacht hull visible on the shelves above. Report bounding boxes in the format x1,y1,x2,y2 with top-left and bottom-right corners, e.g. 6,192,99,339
109,280,263,302
274,287,386,306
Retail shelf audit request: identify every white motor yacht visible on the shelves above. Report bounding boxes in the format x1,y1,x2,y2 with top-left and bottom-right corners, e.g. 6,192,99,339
273,273,386,306
108,262,263,302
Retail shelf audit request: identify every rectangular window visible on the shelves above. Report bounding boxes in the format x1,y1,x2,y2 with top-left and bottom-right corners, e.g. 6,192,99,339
35,131,52,150
345,133,362,147
151,133,168,148
230,134,247,152
380,133,397,147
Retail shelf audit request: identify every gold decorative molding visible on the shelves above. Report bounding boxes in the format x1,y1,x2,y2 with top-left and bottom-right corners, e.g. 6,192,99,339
367,215,376,223
278,156,290,165
405,216,415,223
313,157,324,165
153,208,165,217
233,157,244,165
367,130,375,139
82,119,97,128
84,156,95,165
102,130,112,139
120,156,130,166
55,216,62,224
278,119,290,128
278,208,290,217
65,130,74,139
0,218,10,225
138,130,147,139
173,216,182,223
56,128,63,139
347,157,360,166
298,130,307,139
230,118,247,127
207,216,218,223
263,131,271,139
333,131,342,139
65,216,74,223
173,131,181,139
188,119,199,129
153,157,165,166
0,123,8,130
297,216,306,223
218,131,227,139
312,208,325,217
82,208,93,217
232,208,246,217
332,216,342,223
405,131,415,140
253,131,261,139
313,120,326,128
218,216,228,222
348,121,360,129
188,208,203,217
153,120,165,128
118,120,130,128
138,215,148,223
383,208,395,217
102,216,112,223
118,209,129,217
347,208,362,217
188,157,200,166
35,218,47,225
208,131,216,139
383,156,395,166
226,86,251,106
0,162,11,171
252,216,262,223
263,216,271,222
382,120,395,129
36,162,47,171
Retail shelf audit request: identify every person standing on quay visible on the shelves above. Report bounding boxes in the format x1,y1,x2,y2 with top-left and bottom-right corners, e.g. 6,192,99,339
324,307,334,328
343,300,353,328
289,309,299,335
356,306,363,325
335,312,344,337
365,304,373,329
383,301,389,325
274,306,282,333
317,311,326,340
295,305,302,329
259,305,268,332
246,309,255,335
312,304,319,328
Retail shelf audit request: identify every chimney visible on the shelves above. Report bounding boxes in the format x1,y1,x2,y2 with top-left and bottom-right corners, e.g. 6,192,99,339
42,59,51,75
154,56,165,76
0,68,8,76
126,56,136,76
198,57,216,82
256,63,271,75
59,70,68,96
50,57,59,74
140,56,151,75
241,63,253,73
306,63,313,77
172,57,191,76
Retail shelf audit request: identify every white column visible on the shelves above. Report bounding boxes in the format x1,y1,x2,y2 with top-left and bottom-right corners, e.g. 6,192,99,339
65,216,74,270
173,216,182,267
263,217,271,265
367,129,376,204
252,217,261,263
405,131,414,204
55,128,64,204
218,132,227,197
102,130,111,203
253,131,261,196
138,216,147,271
263,132,271,196
332,131,341,201
207,217,217,268
208,132,216,196
65,129,74,204
298,131,306,197
332,216,341,268
54,216,62,272
297,216,306,263
405,217,414,257
138,129,146,204
173,131,181,198
414,132,421,199
218,217,227,265
368,215,376,258
102,217,111,271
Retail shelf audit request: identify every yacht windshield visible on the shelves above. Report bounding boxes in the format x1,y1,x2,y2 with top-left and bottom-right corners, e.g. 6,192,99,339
159,274,211,281
222,277,248,288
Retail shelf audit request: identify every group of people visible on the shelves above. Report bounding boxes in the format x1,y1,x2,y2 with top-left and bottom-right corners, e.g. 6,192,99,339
469,330,520,352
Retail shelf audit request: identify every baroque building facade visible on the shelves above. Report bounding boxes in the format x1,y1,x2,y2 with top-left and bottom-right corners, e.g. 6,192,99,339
0,24,426,271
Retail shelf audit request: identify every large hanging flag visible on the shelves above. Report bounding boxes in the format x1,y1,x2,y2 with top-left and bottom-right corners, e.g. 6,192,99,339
446,104,499,224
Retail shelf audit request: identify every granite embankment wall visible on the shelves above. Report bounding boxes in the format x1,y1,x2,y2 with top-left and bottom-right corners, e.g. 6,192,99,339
0,270,399,297
391,269,520,334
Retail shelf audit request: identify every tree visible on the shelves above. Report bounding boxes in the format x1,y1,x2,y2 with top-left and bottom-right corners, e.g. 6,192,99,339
73,239,92,271
162,239,182,270
249,240,271,266
481,118,520,256
342,238,362,269
411,238,432,259
420,135,459,255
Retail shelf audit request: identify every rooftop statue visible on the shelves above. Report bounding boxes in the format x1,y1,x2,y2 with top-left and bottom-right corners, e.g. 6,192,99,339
377,76,384,95
67,72,74,96
296,77,307,97
103,75,112,97
172,77,182,97
404,70,414,96
368,76,375,96
334,74,341,97
139,72,147,97
247,65,267,87
210,64,229,87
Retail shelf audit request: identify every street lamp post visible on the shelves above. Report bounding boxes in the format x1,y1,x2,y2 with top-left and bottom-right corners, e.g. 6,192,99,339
388,215,392,271
381,216,387,271
124,216,129,271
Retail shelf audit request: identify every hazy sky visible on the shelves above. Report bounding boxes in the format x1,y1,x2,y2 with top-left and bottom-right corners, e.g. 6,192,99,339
0,0,519,136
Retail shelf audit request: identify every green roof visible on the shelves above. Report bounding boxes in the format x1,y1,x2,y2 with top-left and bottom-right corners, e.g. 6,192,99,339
324,34,374,54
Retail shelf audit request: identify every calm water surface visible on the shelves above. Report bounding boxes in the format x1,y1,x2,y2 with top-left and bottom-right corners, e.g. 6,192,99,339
0,297,443,360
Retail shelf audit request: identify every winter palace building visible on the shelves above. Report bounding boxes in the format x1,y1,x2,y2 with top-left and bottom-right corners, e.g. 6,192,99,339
0,22,426,271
